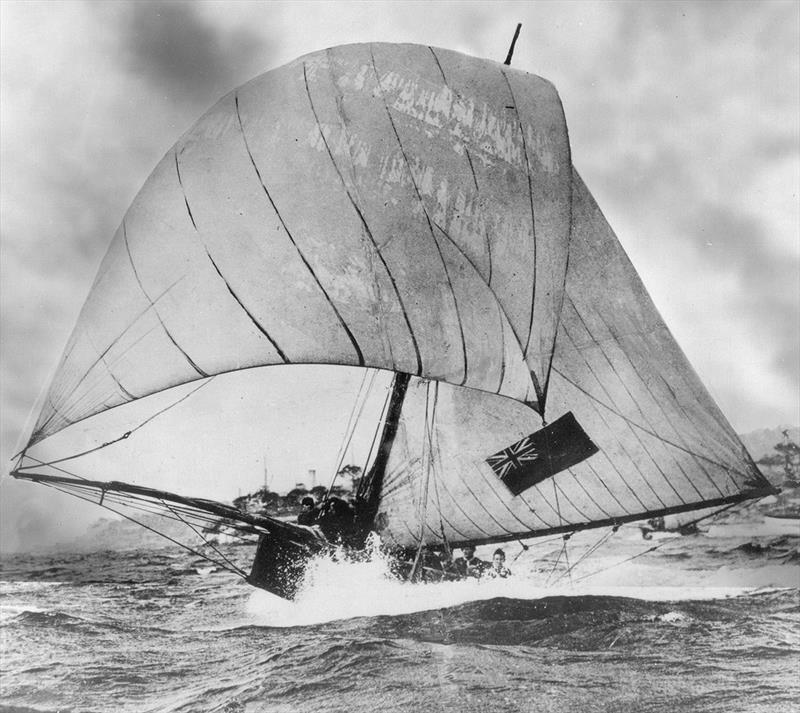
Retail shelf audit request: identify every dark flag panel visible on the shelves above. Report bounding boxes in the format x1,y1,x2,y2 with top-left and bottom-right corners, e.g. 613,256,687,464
486,412,599,496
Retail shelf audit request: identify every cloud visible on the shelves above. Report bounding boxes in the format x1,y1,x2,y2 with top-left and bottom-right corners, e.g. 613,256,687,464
114,1,268,109
1,1,797,552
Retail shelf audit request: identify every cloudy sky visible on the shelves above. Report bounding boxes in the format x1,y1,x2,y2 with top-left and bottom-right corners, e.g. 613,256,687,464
1,0,798,550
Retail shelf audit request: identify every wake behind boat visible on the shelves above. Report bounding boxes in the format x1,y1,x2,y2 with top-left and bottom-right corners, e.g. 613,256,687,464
10,42,777,600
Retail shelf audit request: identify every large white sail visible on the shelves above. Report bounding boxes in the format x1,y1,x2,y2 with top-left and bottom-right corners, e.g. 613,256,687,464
28,43,575,446
375,170,768,549
13,43,772,583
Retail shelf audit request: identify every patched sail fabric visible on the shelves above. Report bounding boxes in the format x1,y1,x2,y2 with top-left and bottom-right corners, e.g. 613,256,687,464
30,43,573,445
375,170,767,549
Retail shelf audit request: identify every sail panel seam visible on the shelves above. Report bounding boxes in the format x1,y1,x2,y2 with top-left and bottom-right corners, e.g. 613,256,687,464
565,298,692,504
369,46,468,385
305,60,422,375
233,91,365,367
500,70,538,371
122,221,208,378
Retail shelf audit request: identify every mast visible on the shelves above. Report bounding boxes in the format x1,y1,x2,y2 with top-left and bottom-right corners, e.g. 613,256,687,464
354,371,412,541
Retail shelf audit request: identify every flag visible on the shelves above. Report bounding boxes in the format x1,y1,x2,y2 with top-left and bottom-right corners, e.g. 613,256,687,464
486,412,598,496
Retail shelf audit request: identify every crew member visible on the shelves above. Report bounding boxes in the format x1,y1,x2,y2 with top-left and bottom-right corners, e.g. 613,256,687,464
453,545,489,579
297,495,318,526
486,548,512,578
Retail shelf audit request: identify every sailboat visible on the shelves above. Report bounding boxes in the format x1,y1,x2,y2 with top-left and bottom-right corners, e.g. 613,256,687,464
10,42,776,599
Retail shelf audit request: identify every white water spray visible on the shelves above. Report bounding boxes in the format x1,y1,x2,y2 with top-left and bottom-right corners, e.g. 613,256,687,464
243,534,798,627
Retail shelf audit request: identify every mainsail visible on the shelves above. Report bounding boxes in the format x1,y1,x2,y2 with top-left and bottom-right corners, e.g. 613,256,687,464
373,169,770,550
12,42,774,581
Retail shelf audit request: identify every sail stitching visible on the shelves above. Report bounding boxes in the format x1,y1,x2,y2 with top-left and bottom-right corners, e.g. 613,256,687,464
426,384,465,541
566,466,615,519
19,378,216,470
472,461,555,529
538,103,573,406
175,146,292,363
427,48,494,289
417,383,477,542
307,59,422,376
426,438,494,539
445,462,519,538
564,299,694,504
584,459,635,514
552,363,757,483
463,146,494,284
204,250,289,363
656,370,738,466
500,70,539,376
122,221,208,377
40,320,165,435
233,92,365,367
558,319,670,508
432,220,534,401
369,46,469,386
35,280,185,438
571,296,719,498
496,317,508,397
173,149,198,230
429,231,469,386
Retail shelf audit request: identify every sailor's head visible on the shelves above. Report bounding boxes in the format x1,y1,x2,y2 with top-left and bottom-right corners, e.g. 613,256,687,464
462,545,475,559
301,496,315,510
492,548,506,569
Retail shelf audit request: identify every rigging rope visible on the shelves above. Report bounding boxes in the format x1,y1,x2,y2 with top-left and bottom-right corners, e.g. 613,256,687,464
550,526,619,585
359,374,396,492
427,382,451,557
40,481,251,579
161,501,248,578
410,380,437,581
325,369,374,498
572,543,663,583
15,377,216,470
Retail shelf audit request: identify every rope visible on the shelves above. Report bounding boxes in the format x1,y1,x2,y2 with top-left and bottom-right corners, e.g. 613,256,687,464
551,526,619,585
40,481,249,579
427,383,451,556
410,381,437,581
325,369,373,497
572,542,667,583
511,540,529,564
361,374,396,478
16,377,215,471
544,537,568,585
162,501,248,578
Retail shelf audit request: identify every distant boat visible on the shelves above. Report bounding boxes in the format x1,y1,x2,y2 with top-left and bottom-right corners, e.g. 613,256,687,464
11,42,776,599
762,509,800,537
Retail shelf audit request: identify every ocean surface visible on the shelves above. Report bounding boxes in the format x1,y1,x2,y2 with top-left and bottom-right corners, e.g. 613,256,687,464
2,521,799,713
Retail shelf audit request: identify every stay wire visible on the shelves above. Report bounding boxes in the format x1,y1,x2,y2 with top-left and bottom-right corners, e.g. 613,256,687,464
40,481,249,579
427,383,451,556
16,377,216,471
362,374,396,477
572,541,668,583
410,381,436,580
551,527,619,585
162,501,247,578
326,369,372,497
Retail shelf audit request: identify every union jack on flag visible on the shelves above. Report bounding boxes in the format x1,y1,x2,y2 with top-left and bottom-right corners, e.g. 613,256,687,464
485,413,599,496
486,436,540,479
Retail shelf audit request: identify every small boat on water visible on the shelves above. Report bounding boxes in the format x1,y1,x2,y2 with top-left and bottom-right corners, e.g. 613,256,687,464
10,41,776,599
762,510,800,537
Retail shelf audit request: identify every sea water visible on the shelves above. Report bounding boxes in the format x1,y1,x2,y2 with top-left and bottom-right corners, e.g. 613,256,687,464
1,528,798,713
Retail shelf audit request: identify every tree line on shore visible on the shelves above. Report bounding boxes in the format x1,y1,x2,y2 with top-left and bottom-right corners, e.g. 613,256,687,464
231,464,363,516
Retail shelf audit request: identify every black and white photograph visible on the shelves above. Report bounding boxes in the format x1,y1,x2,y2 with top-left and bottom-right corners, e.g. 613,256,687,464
1,1,798,711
